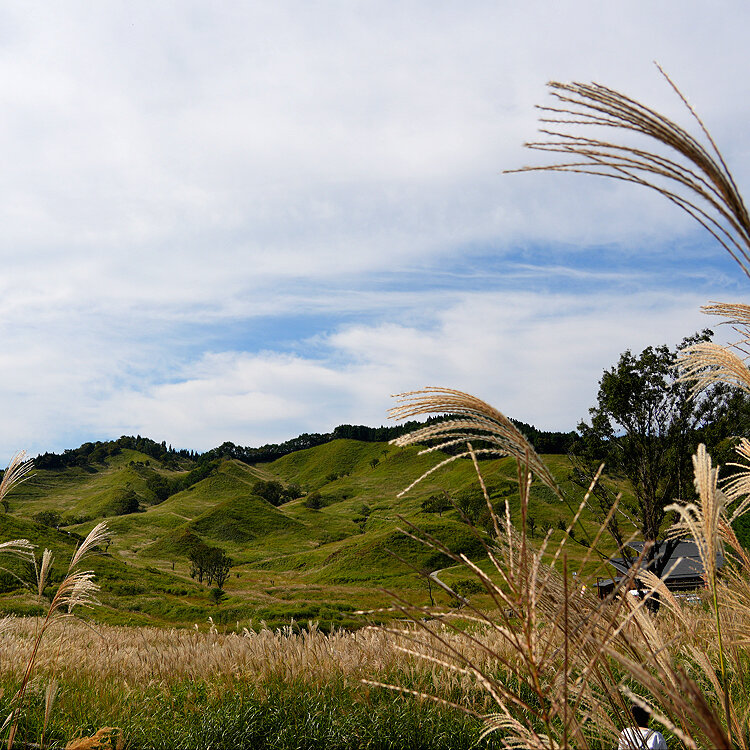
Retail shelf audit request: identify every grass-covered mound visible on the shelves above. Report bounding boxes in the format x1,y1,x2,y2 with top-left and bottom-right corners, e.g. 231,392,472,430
314,519,487,583
189,492,303,543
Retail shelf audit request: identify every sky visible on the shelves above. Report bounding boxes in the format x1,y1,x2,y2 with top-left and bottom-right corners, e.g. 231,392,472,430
1,1,749,461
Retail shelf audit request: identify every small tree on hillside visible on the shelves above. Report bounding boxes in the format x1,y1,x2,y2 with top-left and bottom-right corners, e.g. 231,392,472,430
188,544,213,584
304,491,323,510
252,480,284,505
209,550,232,589
421,492,452,517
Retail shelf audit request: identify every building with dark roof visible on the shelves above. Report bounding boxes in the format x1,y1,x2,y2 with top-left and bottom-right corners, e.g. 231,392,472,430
596,540,723,597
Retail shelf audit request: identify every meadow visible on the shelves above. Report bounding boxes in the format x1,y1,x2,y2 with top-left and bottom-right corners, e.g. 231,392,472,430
0,618,496,749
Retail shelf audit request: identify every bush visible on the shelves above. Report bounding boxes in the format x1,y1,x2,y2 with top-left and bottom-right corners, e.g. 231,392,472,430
253,480,301,506
33,510,61,528
304,492,323,510
106,489,140,516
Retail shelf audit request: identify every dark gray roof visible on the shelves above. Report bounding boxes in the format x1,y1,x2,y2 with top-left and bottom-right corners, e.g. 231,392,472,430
608,539,724,581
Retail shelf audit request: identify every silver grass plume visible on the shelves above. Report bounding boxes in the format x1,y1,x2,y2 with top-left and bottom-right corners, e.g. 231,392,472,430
507,66,750,279
666,445,732,742
389,387,562,498
0,451,33,505
6,521,110,749
678,302,750,395
0,453,36,584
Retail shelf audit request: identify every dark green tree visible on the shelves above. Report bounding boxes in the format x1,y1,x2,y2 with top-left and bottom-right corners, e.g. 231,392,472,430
421,492,452,517
209,550,232,590
286,483,302,500
572,332,750,572
527,515,537,538
108,489,140,516
146,474,171,503
454,489,484,524
252,480,286,506
188,543,214,584
303,491,323,510
33,510,61,529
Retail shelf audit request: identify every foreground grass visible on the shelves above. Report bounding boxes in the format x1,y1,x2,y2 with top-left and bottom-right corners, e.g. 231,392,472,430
9,678,490,750
0,619,498,749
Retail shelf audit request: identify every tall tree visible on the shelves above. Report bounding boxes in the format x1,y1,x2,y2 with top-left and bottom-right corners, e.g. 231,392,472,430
572,332,750,572
209,550,232,590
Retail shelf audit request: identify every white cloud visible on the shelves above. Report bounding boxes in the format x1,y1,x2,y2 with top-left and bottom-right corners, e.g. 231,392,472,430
59,289,709,455
0,2,746,460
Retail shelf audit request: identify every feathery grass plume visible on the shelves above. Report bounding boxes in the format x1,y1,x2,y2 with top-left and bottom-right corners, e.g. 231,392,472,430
41,678,58,747
389,387,562,497
667,445,726,591
6,521,109,750
0,452,35,568
665,443,750,749
0,538,35,565
678,302,750,395
0,453,36,590
0,451,33,505
507,66,750,279
36,548,54,597
68,521,110,572
722,437,750,520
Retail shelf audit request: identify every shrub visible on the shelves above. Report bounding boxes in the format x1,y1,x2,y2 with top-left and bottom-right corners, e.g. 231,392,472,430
106,489,140,516
304,491,323,510
33,510,61,528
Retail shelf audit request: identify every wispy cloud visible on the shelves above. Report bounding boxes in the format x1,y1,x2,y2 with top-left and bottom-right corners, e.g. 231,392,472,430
48,289,708,454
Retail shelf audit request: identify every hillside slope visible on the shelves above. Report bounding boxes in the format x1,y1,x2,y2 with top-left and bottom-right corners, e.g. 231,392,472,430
0,437,627,629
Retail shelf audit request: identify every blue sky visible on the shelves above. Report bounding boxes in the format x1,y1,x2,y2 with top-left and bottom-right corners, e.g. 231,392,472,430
1,1,749,460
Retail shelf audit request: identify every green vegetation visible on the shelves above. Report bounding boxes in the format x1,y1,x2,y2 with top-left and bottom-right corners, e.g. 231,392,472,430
0,432,618,630
0,655,496,750
572,333,750,566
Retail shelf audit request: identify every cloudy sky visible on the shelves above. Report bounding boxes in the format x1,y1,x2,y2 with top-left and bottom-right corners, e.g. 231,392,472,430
1,1,748,460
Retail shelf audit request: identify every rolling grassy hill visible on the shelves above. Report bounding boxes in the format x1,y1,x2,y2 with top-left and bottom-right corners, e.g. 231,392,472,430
0,436,633,630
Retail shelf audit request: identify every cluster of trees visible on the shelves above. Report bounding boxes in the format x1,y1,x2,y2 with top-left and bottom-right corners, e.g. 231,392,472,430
252,480,302,506
26,416,578,483
105,489,141,516
34,435,199,471
188,544,232,589
509,421,577,455
33,510,63,528
145,460,220,504
571,331,750,570
195,418,576,467
32,510,91,528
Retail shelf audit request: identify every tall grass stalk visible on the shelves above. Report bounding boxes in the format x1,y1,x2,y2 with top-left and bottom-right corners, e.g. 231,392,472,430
5,520,109,750
507,66,750,279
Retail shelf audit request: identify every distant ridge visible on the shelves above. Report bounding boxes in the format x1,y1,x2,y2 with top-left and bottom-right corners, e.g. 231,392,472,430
31,418,577,472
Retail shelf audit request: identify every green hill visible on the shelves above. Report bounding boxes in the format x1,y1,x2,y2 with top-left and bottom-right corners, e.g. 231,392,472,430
0,436,629,630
